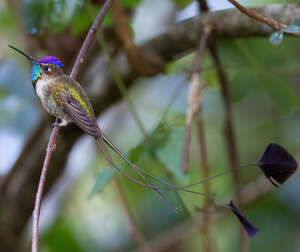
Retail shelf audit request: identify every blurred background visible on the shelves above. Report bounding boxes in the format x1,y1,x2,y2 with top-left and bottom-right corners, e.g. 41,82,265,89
1,0,300,251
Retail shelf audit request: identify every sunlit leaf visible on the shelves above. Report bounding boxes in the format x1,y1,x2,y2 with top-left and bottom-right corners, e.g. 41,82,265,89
89,169,116,198
269,31,283,46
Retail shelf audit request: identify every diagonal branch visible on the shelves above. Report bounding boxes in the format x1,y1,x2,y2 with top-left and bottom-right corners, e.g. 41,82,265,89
228,0,285,30
70,0,115,79
32,1,115,251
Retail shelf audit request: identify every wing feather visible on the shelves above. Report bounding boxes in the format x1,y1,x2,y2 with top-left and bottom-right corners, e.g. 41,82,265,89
58,92,100,137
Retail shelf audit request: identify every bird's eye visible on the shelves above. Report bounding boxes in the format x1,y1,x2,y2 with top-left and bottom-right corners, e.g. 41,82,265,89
43,66,48,71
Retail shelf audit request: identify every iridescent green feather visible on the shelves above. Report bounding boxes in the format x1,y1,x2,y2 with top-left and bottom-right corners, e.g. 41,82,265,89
52,79,94,118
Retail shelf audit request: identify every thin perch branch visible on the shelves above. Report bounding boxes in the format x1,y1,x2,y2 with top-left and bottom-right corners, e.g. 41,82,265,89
197,118,214,252
31,1,115,251
228,0,285,29
70,0,115,79
228,0,300,38
181,25,211,173
196,3,214,252
209,44,248,252
32,118,59,252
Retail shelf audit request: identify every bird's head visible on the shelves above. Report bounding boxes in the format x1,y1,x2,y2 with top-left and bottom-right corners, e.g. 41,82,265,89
8,45,64,85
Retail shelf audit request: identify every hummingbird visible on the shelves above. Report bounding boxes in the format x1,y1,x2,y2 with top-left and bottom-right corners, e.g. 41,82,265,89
9,45,215,210
9,45,297,214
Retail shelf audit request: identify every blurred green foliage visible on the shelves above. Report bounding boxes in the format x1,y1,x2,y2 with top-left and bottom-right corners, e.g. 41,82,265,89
1,0,300,251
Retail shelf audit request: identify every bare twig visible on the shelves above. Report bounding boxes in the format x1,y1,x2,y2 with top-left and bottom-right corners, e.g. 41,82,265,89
115,178,154,252
228,0,300,39
228,0,285,29
31,1,115,251
209,44,249,252
181,25,211,173
198,0,209,12
197,118,214,252
196,4,213,251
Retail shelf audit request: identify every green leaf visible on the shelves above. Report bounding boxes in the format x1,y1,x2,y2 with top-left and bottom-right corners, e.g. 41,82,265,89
128,122,170,162
41,220,86,252
72,7,95,35
229,68,259,103
122,0,143,7
269,31,283,46
172,0,194,8
88,169,116,198
202,67,220,89
155,127,185,180
262,74,299,115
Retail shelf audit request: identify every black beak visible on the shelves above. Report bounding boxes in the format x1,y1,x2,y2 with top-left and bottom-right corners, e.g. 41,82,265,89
8,45,35,62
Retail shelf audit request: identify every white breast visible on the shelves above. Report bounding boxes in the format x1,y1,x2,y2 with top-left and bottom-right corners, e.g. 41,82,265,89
35,79,49,100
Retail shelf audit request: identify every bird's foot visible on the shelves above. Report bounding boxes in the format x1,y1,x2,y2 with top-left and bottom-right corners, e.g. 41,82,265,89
52,118,61,128
52,122,59,128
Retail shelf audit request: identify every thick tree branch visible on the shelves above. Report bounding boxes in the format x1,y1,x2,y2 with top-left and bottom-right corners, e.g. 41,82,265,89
143,4,300,61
